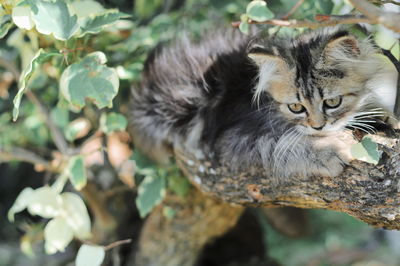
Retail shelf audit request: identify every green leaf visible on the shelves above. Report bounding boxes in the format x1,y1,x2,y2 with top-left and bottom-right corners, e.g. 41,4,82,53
100,112,128,134
61,193,91,239
12,5,34,30
13,49,59,121
162,206,176,219
239,21,249,34
8,187,34,222
44,217,74,254
67,156,87,190
76,245,105,266
168,172,191,197
27,187,63,218
316,0,334,14
0,19,13,38
136,175,167,218
246,0,274,22
50,107,69,129
351,137,382,165
31,0,78,40
131,149,156,174
60,51,119,110
79,10,130,36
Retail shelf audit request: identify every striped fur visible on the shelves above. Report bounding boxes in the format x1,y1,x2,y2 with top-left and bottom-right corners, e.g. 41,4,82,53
129,27,398,181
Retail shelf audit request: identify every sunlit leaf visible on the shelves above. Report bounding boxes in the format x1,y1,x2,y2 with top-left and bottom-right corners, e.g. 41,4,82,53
100,112,127,134
246,0,274,22
136,175,167,218
0,20,13,38
162,206,176,219
31,0,78,40
69,0,104,19
60,52,119,110
12,5,34,30
66,155,87,190
61,192,91,239
351,136,382,165
64,118,91,141
8,187,34,222
75,245,105,266
79,10,130,36
27,186,63,218
13,49,59,121
44,217,74,254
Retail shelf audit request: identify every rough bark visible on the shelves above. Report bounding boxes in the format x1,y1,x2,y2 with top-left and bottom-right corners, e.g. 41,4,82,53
134,188,244,266
175,133,400,230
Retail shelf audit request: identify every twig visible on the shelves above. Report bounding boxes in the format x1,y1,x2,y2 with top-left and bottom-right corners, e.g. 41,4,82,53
0,56,70,155
104,239,132,251
282,0,305,20
232,14,371,29
349,0,400,33
0,147,55,171
383,48,400,117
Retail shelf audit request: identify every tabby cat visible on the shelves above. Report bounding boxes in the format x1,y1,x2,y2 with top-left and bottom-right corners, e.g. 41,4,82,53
129,28,398,180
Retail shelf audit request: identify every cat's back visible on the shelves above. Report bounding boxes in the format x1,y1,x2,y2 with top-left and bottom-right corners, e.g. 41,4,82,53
129,29,254,162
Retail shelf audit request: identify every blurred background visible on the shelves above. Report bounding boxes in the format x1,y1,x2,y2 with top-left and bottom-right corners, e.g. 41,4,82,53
0,0,399,265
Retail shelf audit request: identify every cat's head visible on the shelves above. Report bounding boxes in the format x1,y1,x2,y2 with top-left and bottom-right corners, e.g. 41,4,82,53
248,28,397,135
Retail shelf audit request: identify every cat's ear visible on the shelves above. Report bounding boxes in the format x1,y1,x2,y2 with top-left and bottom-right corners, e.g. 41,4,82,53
324,34,360,59
247,53,281,66
247,45,284,67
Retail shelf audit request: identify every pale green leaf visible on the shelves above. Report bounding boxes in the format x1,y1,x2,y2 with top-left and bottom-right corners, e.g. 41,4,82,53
246,0,274,22
168,173,190,197
0,21,13,38
136,175,167,218
76,245,105,266
60,52,119,110
13,49,59,121
12,5,34,30
79,10,130,36
100,112,128,134
27,186,63,218
44,217,74,254
8,187,34,222
64,118,91,141
162,206,176,219
61,192,91,239
69,0,104,19
31,0,78,40
351,137,382,165
66,155,87,190
239,21,249,34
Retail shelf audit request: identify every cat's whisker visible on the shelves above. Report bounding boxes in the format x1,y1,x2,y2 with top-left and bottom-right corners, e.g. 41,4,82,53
347,124,371,135
274,130,302,177
348,121,377,134
274,128,297,160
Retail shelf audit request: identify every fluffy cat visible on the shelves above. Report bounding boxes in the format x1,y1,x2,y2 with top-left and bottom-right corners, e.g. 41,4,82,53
129,28,398,180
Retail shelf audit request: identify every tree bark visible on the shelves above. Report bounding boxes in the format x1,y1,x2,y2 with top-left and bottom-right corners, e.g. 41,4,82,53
134,189,244,266
175,133,400,230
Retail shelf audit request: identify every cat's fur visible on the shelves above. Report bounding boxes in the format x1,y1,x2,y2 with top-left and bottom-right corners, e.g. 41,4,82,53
129,28,398,180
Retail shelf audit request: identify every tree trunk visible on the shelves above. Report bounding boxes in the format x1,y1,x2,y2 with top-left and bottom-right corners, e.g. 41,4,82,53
133,189,244,266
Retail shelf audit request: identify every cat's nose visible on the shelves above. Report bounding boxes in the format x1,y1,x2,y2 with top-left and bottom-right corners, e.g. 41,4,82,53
312,125,324,130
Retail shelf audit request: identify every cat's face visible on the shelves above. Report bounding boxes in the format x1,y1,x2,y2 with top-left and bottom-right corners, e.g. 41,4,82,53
249,29,395,135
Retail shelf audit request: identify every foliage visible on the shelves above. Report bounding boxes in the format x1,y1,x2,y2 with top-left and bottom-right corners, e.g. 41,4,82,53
0,0,399,265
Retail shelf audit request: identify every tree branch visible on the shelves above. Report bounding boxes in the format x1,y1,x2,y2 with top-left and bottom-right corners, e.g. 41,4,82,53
349,0,400,32
0,147,54,171
175,133,400,230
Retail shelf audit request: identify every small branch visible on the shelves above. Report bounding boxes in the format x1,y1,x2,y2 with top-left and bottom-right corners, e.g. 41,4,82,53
0,147,54,171
282,0,305,20
104,239,132,251
25,91,70,155
349,0,400,33
0,56,70,155
381,48,400,117
232,14,371,29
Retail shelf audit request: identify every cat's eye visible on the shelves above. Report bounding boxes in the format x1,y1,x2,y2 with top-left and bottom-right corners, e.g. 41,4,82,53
324,96,342,109
288,103,305,114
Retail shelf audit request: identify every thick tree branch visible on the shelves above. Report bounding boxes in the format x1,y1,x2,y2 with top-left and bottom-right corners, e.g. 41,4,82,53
174,133,400,230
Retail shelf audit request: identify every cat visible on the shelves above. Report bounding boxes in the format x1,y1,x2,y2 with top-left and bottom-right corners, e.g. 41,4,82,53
129,27,398,180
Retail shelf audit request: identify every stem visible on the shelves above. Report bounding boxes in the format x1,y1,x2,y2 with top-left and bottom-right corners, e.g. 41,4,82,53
104,239,132,251
0,147,55,171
